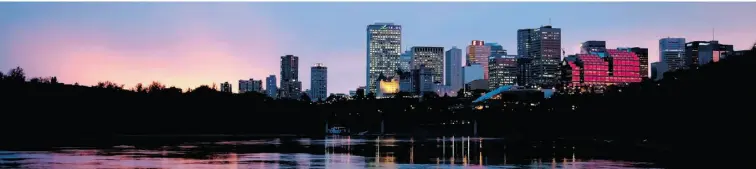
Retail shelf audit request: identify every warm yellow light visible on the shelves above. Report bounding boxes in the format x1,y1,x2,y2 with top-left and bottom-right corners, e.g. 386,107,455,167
379,79,400,94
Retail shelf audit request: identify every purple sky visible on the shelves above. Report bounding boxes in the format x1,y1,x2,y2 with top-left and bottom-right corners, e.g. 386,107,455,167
1,2,755,93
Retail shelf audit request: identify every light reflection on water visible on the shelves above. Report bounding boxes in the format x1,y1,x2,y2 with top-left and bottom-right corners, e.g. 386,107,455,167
0,136,659,169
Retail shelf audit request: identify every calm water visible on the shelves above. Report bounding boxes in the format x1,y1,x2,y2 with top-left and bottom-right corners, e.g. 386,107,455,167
0,136,661,169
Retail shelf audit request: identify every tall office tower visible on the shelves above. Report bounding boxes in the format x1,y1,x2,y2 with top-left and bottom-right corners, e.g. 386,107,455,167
411,46,444,84
400,50,413,72
220,82,232,93
516,57,533,87
280,55,301,99
466,40,491,79
445,46,463,90
685,40,734,69
266,75,277,98
659,38,686,72
310,63,328,101
517,29,533,58
526,25,562,87
489,55,518,89
581,41,607,56
366,22,402,95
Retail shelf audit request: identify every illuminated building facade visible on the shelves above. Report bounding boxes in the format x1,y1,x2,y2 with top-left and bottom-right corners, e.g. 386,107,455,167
466,40,491,79
376,76,400,97
239,79,262,93
659,38,686,72
516,57,534,87
366,23,402,95
280,55,301,99
400,50,412,72
562,51,641,86
488,56,518,90
266,75,277,98
617,47,649,78
606,49,642,83
411,46,444,84
522,25,561,87
311,63,328,101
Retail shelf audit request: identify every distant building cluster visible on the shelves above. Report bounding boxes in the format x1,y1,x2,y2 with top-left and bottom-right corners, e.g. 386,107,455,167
215,22,743,101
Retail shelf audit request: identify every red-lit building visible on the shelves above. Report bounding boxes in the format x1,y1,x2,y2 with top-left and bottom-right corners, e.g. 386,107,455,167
606,49,642,83
562,50,641,87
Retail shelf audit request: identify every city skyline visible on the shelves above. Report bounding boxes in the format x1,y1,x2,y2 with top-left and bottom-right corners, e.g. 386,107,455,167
1,3,755,93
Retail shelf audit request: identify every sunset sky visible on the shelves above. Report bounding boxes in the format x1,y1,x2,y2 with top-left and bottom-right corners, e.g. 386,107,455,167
1,2,755,93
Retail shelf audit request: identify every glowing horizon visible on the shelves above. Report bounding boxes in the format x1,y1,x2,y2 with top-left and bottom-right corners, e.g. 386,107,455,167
1,3,755,93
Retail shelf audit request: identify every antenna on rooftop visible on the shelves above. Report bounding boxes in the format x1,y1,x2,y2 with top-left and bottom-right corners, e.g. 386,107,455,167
549,18,552,26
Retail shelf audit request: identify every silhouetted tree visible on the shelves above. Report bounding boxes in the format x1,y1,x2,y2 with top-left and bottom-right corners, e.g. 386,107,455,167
50,76,57,84
355,88,365,100
96,81,124,90
366,92,376,100
7,66,25,82
147,81,166,93
0,71,5,80
300,93,312,102
133,83,146,93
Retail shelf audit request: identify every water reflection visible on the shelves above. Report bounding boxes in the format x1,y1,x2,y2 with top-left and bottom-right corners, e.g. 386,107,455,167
0,136,659,169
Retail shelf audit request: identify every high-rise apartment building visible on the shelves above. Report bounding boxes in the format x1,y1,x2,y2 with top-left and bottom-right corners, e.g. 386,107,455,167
366,23,402,95
659,38,686,72
239,79,262,93
266,75,277,98
445,46,463,90
310,63,328,101
522,25,562,87
220,82,232,93
280,55,301,99
466,40,491,79
411,46,444,84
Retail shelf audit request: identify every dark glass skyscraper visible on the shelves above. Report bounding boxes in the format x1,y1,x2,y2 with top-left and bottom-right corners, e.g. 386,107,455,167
520,25,562,88
280,55,301,99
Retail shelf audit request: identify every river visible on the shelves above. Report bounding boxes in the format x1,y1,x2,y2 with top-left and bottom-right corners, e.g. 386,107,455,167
0,135,662,168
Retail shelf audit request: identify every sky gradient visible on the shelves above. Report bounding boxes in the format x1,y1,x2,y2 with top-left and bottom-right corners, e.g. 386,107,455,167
1,2,755,94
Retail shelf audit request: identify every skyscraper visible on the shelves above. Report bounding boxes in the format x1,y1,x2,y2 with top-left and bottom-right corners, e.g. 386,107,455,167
516,57,534,87
366,22,402,95
517,29,533,58
280,55,301,99
310,63,328,101
466,40,491,79
659,38,686,72
445,46,463,90
266,75,277,98
411,46,444,84
525,25,562,87
617,47,649,78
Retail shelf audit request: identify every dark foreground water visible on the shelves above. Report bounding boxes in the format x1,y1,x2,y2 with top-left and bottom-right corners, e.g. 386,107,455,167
0,136,661,169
